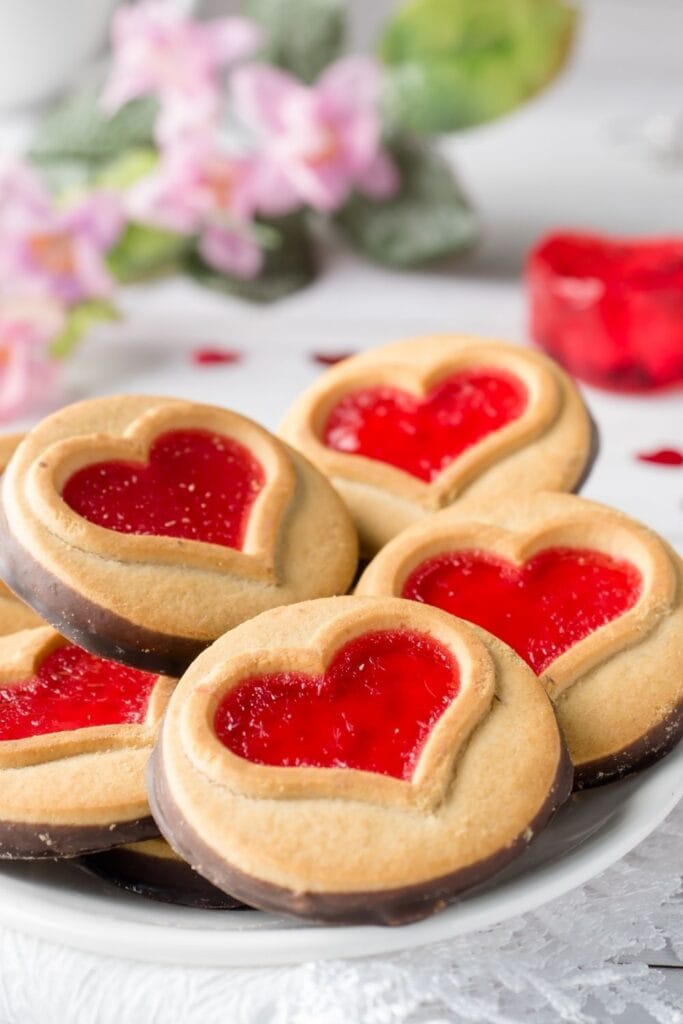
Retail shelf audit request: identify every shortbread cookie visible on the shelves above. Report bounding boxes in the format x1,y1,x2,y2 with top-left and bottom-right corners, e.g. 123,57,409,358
0,626,174,858
80,838,246,909
357,492,683,787
280,335,596,552
149,596,571,925
0,436,44,636
0,396,358,674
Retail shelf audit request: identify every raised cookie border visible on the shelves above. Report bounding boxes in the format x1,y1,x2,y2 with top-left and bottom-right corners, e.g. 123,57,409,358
179,601,495,813
25,402,296,583
0,626,175,770
356,501,676,699
280,340,561,511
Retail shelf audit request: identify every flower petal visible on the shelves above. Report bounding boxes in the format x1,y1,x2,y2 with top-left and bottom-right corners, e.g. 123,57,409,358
207,17,263,64
199,224,263,279
232,64,307,135
356,149,400,200
318,56,383,108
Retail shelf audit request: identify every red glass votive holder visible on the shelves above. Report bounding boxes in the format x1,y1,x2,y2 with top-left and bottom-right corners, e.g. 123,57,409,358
527,232,683,392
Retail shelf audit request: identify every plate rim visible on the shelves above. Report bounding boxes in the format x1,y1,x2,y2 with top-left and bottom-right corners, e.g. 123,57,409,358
0,743,680,967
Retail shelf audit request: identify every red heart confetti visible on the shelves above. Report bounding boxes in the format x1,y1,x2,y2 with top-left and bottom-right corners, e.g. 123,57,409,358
191,347,243,366
311,351,356,367
636,447,683,466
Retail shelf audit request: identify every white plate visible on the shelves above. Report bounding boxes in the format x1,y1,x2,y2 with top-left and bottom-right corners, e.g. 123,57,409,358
4,306,682,967
0,743,680,967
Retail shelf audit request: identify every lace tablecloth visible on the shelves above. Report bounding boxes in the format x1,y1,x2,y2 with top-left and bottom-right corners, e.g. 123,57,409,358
0,801,679,1024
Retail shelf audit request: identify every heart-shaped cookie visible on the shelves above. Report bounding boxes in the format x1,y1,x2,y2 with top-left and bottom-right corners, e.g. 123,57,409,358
0,396,357,674
0,435,45,637
357,492,683,786
280,335,596,552
149,596,570,924
0,625,174,858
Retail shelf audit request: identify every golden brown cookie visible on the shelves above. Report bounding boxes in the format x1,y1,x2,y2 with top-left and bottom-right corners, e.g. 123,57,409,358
0,435,45,636
148,596,571,925
280,335,596,552
0,625,174,858
357,492,683,787
79,838,247,909
0,396,358,674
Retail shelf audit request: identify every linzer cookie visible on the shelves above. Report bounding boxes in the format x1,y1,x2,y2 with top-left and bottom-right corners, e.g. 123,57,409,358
80,838,246,909
357,492,683,787
0,625,174,858
148,596,571,925
280,335,596,552
0,396,358,674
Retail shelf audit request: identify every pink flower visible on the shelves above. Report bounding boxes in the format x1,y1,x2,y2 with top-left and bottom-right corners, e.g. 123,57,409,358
0,296,63,422
0,174,123,305
127,143,263,278
0,159,51,232
198,223,263,279
102,0,262,141
232,57,399,212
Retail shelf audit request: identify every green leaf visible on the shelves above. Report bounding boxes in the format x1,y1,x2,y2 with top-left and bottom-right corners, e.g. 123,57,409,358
185,214,317,303
94,147,159,190
380,0,577,134
337,138,476,268
30,84,156,167
243,0,345,82
107,222,190,283
49,300,118,360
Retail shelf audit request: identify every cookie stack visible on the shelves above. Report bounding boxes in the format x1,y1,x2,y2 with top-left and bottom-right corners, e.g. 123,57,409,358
0,335,680,925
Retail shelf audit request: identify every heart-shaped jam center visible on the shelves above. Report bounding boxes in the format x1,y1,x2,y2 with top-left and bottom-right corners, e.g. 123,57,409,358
215,630,459,780
0,645,158,741
403,547,642,674
62,429,264,550
322,369,528,482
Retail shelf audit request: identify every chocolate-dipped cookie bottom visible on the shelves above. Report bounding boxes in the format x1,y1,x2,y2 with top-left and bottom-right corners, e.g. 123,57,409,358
571,410,600,494
79,841,248,910
0,507,205,676
148,740,574,927
574,698,683,790
0,815,158,860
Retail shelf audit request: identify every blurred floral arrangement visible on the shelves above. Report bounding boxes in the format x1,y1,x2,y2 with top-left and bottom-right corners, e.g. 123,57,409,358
0,0,576,419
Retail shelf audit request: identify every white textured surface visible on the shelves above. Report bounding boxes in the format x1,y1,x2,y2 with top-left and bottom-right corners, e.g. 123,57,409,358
0,743,679,968
0,802,679,1023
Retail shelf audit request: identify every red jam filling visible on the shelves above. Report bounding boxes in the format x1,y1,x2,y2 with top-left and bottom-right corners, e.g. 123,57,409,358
528,232,683,392
62,428,265,550
403,547,642,674
322,369,528,482
215,629,459,780
0,645,158,741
